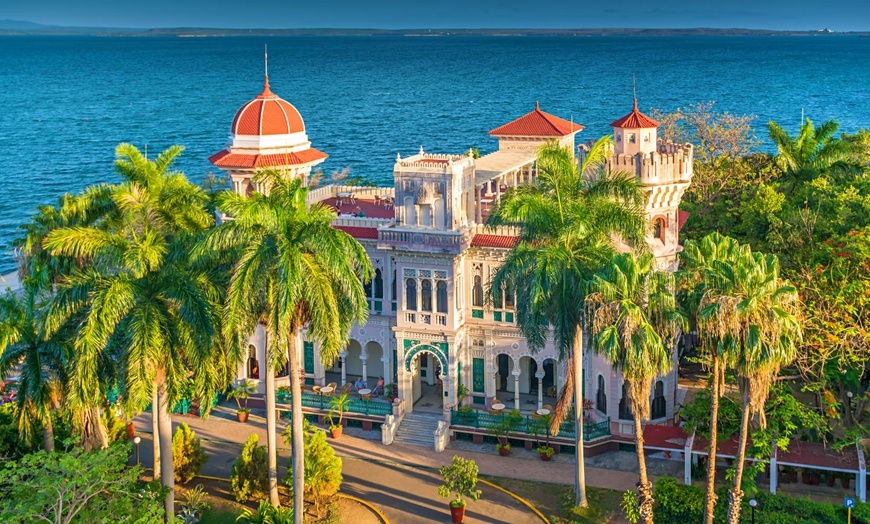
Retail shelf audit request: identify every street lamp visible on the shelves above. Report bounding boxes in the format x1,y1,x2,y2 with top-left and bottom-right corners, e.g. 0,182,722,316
133,436,141,467
749,499,758,524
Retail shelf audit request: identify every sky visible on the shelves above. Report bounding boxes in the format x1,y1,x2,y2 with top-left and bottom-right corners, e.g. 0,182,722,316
3,0,869,32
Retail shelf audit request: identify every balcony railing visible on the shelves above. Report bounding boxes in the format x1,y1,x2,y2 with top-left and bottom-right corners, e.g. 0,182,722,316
450,409,610,442
277,391,393,418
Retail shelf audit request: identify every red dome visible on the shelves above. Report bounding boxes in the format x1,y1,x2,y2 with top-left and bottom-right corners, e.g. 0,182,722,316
231,77,305,136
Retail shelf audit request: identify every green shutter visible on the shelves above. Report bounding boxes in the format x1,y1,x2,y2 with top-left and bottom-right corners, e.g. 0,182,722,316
303,341,314,374
472,358,485,393
472,309,483,319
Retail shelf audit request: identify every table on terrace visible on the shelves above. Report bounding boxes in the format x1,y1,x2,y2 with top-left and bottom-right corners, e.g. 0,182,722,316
537,408,550,416
491,403,505,411
358,388,372,400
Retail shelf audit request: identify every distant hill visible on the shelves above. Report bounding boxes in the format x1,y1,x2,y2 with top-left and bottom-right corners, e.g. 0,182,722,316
1,21,867,37
0,19,53,30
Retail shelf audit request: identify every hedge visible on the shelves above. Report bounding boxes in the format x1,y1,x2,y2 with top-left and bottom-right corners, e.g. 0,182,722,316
652,477,870,524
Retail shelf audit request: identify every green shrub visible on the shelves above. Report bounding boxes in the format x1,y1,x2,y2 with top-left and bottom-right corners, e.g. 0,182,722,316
231,434,268,502
172,423,209,484
304,430,342,515
101,406,129,444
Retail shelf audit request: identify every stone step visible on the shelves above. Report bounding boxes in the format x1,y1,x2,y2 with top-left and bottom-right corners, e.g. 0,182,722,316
393,413,444,448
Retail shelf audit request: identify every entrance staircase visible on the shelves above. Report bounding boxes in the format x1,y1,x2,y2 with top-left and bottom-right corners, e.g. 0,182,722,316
393,411,443,448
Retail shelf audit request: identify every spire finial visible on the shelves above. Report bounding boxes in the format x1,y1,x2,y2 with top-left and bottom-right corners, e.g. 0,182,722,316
632,73,637,110
265,44,268,77
535,100,540,110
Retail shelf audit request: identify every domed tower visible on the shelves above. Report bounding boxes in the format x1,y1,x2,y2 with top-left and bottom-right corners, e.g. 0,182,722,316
209,74,327,195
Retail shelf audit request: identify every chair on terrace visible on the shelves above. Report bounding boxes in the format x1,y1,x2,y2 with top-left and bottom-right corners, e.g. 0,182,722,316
312,385,321,395
324,382,337,396
340,383,353,395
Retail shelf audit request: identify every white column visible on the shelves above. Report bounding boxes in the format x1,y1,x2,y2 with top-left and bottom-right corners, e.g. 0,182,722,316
513,371,521,411
361,356,368,384
684,433,695,486
382,357,390,386
536,371,545,409
340,354,347,385
769,444,778,494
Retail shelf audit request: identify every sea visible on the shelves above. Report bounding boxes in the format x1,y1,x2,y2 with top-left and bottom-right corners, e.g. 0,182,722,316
1,35,869,273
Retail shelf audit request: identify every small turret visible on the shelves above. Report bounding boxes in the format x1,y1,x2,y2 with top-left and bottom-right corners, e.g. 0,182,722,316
610,99,659,156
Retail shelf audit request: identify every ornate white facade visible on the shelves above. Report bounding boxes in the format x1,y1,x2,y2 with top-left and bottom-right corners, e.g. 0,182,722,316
211,80,694,437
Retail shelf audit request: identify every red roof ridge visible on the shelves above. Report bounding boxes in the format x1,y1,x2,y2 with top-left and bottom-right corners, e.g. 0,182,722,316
333,226,379,239
208,148,328,168
610,99,660,129
471,233,518,249
489,103,584,137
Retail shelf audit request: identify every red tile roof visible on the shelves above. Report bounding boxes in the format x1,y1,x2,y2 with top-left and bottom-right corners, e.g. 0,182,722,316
488,102,584,137
334,226,379,239
610,99,660,129
471,234,518,249
208,148,328,168
643,424,689,451
230,76,306,136
677,210,690,231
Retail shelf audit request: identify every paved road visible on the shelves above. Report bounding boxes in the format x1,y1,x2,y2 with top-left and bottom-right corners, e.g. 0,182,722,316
133,409,550,522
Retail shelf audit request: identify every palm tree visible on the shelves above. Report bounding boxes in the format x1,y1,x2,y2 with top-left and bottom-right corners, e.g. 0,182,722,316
677,232,744,524
197,170,371,521
586,252,684,523
699,249,801,524
44,144,219,520
768,118,861,193
0,280,70,453
489,137,648,507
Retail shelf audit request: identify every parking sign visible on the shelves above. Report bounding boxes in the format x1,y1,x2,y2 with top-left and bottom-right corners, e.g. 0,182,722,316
845,497,855,508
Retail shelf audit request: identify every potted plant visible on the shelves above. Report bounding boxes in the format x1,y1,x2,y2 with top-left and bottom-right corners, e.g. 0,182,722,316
456,383,470,407
328,393,350,439
385,384,395,403
843,472,853,489
537,445,554,461
496,442,511,456
827,471,837,487
801,468,811,484
438,456,482,523
489,410,521,457
228,378,257,423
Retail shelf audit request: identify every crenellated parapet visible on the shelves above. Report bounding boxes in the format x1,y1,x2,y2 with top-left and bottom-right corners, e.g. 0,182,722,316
580,141,693,187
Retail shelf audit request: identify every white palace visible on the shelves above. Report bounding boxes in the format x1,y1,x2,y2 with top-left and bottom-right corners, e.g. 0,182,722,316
209,74,694,447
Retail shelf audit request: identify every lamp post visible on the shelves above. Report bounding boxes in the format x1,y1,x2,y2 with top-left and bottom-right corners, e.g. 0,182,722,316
749,498,757,524
133,436,141,467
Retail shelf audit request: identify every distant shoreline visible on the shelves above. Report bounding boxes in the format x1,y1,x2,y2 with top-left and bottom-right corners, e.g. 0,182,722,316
1,26,869,38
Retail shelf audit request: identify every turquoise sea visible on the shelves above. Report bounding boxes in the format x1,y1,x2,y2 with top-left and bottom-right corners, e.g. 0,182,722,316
1,35,869,272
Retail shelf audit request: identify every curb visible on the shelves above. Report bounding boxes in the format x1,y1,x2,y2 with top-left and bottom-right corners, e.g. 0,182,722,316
337,493,391,524
478,478,550,524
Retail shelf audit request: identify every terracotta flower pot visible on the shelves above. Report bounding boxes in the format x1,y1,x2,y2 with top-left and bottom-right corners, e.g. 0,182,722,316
331,426,343,439
450,503,465,523
539,451,552,461
126,422,135,440
237,411,249,423
843,477,851,489
827,475,836,487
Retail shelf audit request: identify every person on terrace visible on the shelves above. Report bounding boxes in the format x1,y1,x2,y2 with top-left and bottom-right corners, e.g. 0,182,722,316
372,376,384,396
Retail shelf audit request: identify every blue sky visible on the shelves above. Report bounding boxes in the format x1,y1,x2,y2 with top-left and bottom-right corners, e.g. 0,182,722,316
5,0,869,31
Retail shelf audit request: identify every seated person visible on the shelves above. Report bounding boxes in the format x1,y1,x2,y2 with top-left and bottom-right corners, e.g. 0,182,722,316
354,377,366,392
372,376,384,396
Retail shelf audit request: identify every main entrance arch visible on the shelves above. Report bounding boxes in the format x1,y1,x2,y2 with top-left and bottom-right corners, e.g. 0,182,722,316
400,340,449,414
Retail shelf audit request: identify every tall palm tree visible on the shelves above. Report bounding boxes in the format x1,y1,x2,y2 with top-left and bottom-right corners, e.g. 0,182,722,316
586,252,684,523
44,144,219,520
699,249,801,524
768,118,861,193
197,171,371,522
0,280,70,453
489,137,648,507
677,232,744,524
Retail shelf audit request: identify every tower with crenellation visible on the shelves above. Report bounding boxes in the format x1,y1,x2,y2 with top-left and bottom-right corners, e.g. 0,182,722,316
580,98,694,270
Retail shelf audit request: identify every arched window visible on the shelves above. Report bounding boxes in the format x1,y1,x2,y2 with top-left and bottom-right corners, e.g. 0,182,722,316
404,197,416,225
619,382,632,420
504,281,515,309
651,380,666,419
653,216,667,242
391,269,396,302
374,269,383,299
421,280,432,312
596,375,607,413
363,276,372,298
436,281,448,313
472,275,483,307
248,345,260,379
405,278,417,310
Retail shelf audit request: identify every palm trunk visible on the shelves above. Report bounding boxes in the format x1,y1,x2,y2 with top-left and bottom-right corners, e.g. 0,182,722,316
632,396,653,524
152,388,161,480
726,387,752,524
573,326,588,508
43,414,54,453
80,406,108,451
156,373,175,522
288,331,305,523
704,356,720,524
266,344,280,507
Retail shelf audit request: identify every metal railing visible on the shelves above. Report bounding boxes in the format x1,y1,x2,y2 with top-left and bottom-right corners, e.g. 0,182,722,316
277,391,392,418
450,409,610,442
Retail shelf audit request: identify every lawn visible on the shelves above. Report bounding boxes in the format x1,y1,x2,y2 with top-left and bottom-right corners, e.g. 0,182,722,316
482,476,628,524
